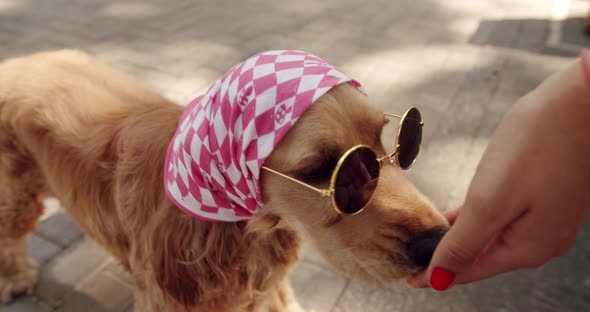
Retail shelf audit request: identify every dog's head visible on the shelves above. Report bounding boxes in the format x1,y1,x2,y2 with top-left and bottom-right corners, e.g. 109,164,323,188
261,83,448,282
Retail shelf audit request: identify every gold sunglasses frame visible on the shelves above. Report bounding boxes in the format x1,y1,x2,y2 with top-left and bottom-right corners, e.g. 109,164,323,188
380,106,424,169
261,106,424,215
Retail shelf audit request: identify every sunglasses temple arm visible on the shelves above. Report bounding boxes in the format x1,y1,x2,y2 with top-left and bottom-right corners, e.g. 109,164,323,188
261,167,332,197
384,113,402,118
384,113,424,126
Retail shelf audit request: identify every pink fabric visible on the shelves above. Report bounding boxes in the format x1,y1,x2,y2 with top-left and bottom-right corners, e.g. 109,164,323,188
164,50,365,222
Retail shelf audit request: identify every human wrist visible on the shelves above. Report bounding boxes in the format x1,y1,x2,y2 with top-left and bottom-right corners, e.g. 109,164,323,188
529,57,590,118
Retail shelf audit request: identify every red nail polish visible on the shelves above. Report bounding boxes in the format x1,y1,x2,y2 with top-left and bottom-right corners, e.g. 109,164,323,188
429,267,455,291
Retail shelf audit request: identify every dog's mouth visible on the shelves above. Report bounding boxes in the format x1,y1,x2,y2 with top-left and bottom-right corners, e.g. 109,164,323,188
346,226,448,283
343,246,416,284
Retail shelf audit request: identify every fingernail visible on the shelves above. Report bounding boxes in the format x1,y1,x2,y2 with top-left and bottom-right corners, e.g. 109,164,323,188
429,267,455,291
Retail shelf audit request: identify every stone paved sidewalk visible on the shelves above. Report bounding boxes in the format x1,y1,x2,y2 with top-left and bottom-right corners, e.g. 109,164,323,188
1,0,590,311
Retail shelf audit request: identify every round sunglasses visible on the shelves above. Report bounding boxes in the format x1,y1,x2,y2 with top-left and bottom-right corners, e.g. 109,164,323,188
262,106,423,215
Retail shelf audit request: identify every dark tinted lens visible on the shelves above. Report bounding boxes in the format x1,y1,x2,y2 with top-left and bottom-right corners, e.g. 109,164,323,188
398,107,422,169
333,147,380,214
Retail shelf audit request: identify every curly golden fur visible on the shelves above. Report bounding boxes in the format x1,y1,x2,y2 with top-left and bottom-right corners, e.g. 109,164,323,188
0,50,448,311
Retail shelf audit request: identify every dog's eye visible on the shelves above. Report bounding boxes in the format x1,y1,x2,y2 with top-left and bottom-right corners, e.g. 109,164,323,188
300,157,338,183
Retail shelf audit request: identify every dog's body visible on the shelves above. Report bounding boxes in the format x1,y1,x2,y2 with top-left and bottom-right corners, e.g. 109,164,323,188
0,50,448,311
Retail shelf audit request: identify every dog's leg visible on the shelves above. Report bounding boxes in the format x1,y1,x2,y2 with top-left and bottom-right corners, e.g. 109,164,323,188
0,198,43,304
0,235,39,304
276,280,306,312
0,132,45,304
131,281,169,312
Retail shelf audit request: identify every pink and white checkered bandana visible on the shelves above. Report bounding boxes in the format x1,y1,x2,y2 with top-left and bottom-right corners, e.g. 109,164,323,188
164,50,365,222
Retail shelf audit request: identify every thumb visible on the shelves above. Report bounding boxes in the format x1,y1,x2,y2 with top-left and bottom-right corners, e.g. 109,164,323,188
407,202,514,290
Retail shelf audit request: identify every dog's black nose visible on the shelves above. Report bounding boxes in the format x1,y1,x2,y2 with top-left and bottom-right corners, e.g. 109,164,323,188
406,227,448,268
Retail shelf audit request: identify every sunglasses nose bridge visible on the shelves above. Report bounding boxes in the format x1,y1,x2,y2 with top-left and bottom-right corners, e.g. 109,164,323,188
377,148,399,165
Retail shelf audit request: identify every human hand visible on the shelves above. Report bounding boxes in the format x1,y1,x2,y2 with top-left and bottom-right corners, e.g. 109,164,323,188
407,57,590,290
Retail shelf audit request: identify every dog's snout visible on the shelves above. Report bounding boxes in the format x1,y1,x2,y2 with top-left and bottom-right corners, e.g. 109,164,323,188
406,227,448,268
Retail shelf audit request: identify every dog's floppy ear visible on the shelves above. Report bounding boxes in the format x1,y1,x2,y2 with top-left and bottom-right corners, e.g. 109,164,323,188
147,215,201,306
145,213,245,307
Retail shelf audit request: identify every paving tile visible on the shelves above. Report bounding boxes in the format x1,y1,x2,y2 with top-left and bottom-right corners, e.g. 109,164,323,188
102,260,134,286
514,19,550,52
59,270,134,312
29,233,62,265
124,302,134,312
290,262,348,312
301,243,332,270
423,45,480,100
332,277,530,312
35,238,112,307
35,211,83,248
0,297,52,312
